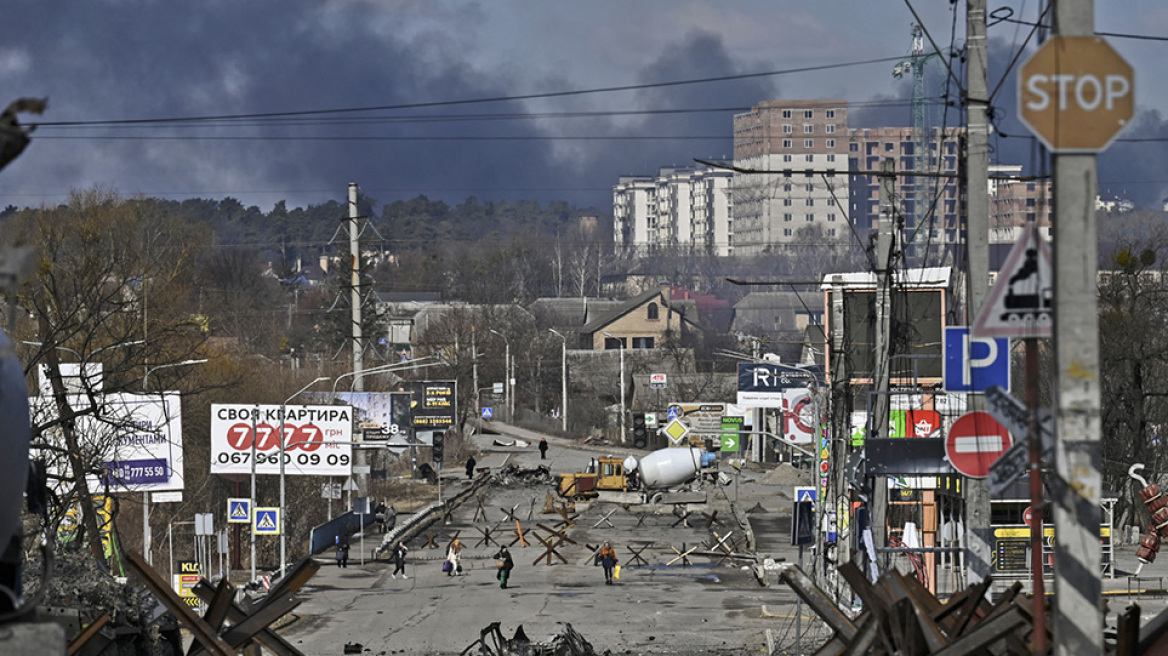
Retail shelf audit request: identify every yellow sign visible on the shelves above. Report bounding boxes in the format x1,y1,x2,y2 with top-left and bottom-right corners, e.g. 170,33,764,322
663,419,690,444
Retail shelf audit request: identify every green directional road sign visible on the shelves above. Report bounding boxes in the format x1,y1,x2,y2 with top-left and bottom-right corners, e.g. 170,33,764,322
721,416,743,452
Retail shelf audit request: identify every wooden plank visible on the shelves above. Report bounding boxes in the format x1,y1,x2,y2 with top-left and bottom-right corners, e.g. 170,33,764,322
930,607,1026,656
812,637,845,656
67,613,109,656
125,552,235,656
220,594,301,649
778,564,858,641
840,616,880,656
838,562,890,618
192,581,305,656
260,556,320,610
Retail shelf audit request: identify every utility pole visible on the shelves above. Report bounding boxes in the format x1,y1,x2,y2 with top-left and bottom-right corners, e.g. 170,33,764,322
1052,2,1104,653
348,182,368,499
870,159,895,561
964,0,994,593
829,276,851,601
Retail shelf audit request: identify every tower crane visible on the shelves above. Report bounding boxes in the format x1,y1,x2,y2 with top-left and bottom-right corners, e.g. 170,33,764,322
892,24,940,260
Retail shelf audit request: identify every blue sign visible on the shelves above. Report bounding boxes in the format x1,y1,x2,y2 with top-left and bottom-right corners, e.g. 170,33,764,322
103,458,168,485
253,508,280,535
667,407,679,419
227,498,251,524
481,407,493,418
794,486,817,503
943,326,1010,392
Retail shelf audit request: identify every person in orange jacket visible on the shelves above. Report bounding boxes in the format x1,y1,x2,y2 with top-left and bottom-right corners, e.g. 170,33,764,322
596,542,618,585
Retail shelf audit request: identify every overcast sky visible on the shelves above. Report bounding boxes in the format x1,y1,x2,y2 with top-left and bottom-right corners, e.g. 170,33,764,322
2,1,1166,213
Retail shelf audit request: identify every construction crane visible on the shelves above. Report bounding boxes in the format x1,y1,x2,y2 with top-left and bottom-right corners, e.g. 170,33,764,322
892,25,940,260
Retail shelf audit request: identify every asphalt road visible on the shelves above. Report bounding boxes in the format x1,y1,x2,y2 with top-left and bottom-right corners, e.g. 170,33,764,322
281,428,818,656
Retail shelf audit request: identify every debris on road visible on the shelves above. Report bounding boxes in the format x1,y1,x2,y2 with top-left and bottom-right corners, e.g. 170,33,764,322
461,621,601,656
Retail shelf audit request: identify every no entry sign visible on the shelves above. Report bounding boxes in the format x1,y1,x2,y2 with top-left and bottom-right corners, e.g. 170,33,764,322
946,411,1012,478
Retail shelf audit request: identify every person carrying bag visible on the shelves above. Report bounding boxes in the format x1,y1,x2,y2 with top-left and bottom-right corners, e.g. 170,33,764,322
493,546,514,589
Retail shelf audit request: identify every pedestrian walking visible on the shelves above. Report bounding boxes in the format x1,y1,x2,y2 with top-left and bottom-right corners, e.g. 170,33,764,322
384,504,397,533
337,539,350,568
391,541,409,579
374,499,388,532
596,542,618,584
466,455,477,481
493,545,514,589
539,438,548,460
446,538,463,576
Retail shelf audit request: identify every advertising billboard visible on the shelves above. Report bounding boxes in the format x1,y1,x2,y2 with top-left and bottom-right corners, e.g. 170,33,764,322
408,380,457,429
322,392,412,443
31,392,185,493
210,404,352,476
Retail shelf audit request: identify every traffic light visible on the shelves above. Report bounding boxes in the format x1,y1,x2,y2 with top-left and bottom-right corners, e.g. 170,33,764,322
432,431,445,469
632,413,648,448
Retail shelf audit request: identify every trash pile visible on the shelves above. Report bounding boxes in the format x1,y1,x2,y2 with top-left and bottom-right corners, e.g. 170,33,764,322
494,464,552,486
461,622,605,656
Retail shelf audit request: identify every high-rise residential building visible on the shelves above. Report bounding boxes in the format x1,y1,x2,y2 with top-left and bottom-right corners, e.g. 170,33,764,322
846,126,964,261
988,164,1053,242
731,100,851,256
613,166,732,256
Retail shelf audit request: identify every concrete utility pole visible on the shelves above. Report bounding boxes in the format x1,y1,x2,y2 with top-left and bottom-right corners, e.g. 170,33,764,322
963,0,994,592
829,276,851,601
348,183,368,499
870,159,896,560
1052,2,1104,653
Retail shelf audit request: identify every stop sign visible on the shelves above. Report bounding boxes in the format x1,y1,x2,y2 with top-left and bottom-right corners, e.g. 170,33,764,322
1019,36,1134,153
946,411,1012,478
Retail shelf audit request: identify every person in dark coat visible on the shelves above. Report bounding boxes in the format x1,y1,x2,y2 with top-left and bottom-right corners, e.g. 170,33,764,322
538,438,548,460
596,542,618,584
493,546,515,589
391,541,408,579
337,539,350,568
466,455,477,481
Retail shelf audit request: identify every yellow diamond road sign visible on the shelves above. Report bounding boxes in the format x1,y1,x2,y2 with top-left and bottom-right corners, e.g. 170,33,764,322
1019,36,1134,153
663,419,690,445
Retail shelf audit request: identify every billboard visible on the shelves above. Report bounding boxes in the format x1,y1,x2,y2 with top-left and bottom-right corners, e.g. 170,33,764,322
31,392,185,493
408,380,457,429
210,404,352,476
322,392,412,443
736,362,819,407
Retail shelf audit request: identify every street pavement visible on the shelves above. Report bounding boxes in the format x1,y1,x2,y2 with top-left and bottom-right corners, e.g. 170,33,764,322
279,426,1168,655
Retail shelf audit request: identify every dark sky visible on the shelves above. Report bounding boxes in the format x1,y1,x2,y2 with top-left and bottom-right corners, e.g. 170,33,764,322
1,1,1164,212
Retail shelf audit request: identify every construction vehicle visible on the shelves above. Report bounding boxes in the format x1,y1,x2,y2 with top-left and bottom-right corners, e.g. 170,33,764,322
555,447,719,505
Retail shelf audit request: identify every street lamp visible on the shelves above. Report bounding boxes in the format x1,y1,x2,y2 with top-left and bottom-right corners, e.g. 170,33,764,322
140,357,207,566
602,332,626,444
23,339,147,392
280,376,330,578
489,329,511,423
549,329,567,432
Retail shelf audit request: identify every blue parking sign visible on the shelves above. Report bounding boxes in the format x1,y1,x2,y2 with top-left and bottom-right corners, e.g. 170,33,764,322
943,326,1010,392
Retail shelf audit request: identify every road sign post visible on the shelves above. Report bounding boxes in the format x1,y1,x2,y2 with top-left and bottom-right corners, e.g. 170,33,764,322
946,412,1012,478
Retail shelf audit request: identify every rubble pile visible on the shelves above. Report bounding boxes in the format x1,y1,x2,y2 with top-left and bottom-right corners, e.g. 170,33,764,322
461,622,605,656
494,464,552,487
25,549,181,655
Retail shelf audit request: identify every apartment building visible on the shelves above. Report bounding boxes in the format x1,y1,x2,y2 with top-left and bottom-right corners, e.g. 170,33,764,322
731,100,851,256
612,166,733,256
988,164,1053,243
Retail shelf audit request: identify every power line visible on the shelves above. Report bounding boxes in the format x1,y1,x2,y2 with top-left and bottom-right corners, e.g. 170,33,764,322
32,55,909,128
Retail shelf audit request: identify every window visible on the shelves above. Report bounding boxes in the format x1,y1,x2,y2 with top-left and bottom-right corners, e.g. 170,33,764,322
828,198,836,206
647,303,659,320
783,154,792,162
784,228,793,236
826,124,836,134
784,213,793,222
631,337,655,349
806,184,814,192
805,170,813,178
783,183,792,192
783,124,793,134
804,125,814,134
782,109,792,119
828,213,837,222
804,110,813,119
805,154,814,163
806,199,814,207
805,213,814,222
783,198,793,206
827,139,836,148
784,170,793,178
782,139,792,148
850,143,859,152
827,154,836,162
826,109,836,118
828,228,837,236
804,139,814,148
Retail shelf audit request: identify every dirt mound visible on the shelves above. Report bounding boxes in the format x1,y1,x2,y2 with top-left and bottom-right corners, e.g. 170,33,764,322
757,464,813,487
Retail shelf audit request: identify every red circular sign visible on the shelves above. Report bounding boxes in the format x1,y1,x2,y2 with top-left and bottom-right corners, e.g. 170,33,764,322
820,461,829,474
1023,506,1034,528
946,411,1012,478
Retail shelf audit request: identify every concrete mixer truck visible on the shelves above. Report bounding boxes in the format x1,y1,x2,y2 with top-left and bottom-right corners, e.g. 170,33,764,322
555,447,720,505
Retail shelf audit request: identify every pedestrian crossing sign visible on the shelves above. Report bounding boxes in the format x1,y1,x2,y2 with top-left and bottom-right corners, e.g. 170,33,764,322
227,498,251,524
253,508,280,535
482,407,493,418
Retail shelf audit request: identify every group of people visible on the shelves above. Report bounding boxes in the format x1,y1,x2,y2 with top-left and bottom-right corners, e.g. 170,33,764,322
373,499,397,534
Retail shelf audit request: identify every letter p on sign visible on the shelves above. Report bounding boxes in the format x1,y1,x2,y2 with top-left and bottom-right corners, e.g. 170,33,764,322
1019,36,1134,153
